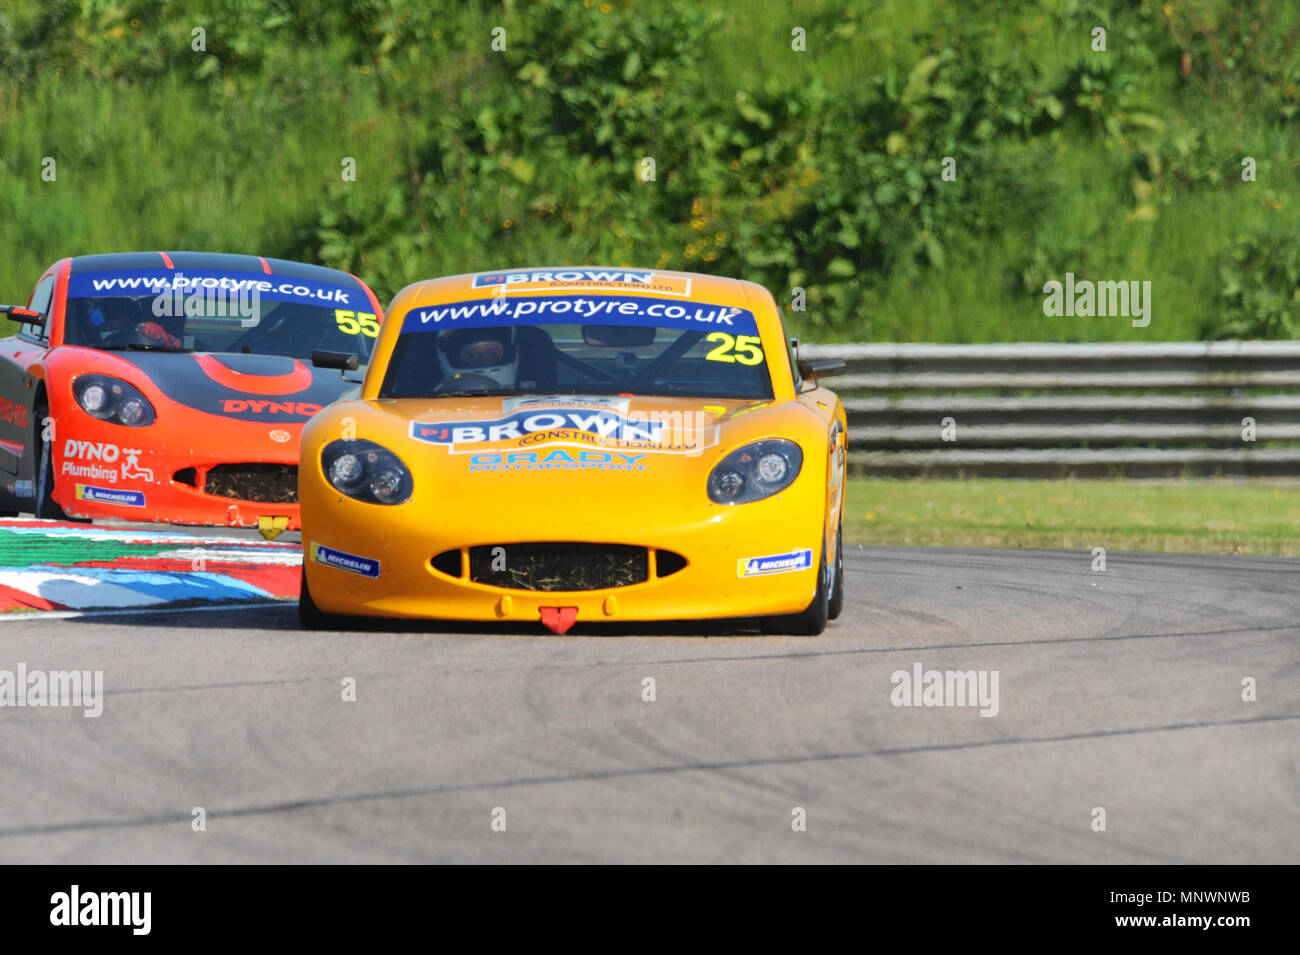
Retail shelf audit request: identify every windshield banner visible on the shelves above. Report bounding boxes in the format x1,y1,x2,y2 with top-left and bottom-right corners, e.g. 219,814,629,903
67,269,358,310
400,294,757,336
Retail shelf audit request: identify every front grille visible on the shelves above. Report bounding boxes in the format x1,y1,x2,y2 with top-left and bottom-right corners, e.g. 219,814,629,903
468,543,648,591
204,464,298,504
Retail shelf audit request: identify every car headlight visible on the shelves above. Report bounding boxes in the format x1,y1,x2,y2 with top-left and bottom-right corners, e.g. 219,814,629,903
707,438,803,504
321,439,413,505
73,375,156,427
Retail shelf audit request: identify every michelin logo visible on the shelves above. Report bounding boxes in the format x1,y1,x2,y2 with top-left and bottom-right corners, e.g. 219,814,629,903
737,548,814,578
75,484,145,507
310,543,380,578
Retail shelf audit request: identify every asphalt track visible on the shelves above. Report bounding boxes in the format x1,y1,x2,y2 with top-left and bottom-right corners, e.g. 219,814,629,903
0,540,1296,863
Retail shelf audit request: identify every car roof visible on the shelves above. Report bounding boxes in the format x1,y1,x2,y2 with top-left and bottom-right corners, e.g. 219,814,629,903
392,266,770,310
67,251,367,291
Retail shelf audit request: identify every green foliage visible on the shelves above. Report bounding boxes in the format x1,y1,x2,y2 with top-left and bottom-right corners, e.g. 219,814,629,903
0,0,1296,342
1212,233,1300,340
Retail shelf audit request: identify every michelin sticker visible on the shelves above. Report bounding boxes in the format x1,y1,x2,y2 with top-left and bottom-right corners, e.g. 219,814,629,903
310,543,380,578
737,548,814,578
75,484,146,507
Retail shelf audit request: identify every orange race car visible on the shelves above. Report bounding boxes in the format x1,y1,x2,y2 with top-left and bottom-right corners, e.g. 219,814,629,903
0,252,383,535
299,267,847,634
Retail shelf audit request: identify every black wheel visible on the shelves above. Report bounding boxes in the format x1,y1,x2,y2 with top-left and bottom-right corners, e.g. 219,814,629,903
298,565,348,630
827,519,844,621
34,409,84,521
762,539,829,636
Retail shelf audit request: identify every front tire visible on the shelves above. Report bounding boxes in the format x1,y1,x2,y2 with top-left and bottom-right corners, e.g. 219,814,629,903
762,540,829,636
34,411,81,521
298,565,348,630
827,519,844,621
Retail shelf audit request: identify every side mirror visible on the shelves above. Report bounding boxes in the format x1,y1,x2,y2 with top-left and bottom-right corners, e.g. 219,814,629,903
1,305,41,323
797,357,846,381
312,349,360,371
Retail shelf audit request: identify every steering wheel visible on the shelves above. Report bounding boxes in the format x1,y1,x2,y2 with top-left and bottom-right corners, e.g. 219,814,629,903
554,349,625,385
95,326,145,347
95,324,181,349
434,373,503,393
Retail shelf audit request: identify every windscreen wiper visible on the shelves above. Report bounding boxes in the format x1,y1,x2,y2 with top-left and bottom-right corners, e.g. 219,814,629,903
97,344,193,352
429,389,518,398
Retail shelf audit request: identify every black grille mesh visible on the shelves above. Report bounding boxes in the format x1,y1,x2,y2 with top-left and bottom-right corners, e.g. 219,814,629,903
205,464,298,504
468,543,648,591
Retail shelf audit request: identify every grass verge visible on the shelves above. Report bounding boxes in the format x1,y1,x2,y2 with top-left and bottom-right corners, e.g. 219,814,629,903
843,478,1300,556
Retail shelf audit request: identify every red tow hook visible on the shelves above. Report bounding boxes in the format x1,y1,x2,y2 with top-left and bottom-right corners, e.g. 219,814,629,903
539,606,578,634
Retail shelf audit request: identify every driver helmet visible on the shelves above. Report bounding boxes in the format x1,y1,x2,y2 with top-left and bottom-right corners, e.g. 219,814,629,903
83,298,140,341
436,327,519,388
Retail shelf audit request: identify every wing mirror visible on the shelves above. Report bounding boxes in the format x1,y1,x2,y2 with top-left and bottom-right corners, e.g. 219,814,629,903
797,357,846,380
312,349,360,371
1,305,42,323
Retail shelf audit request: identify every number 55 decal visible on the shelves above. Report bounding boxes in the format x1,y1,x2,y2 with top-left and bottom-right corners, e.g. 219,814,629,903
335,310,380,337
705,332,764,365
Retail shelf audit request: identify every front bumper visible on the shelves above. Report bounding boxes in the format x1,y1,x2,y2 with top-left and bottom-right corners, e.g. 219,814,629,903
54,439,301,529
60,478,301,529
301,484,826,624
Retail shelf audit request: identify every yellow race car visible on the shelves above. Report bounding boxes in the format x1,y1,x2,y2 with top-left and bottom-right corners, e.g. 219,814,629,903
299,267,847,634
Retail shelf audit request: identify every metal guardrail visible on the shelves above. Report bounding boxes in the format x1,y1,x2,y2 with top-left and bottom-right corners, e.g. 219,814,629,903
799,341,1300,477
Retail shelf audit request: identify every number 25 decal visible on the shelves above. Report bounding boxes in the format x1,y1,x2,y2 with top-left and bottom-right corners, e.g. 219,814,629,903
705,332,764,365
335,310,380,337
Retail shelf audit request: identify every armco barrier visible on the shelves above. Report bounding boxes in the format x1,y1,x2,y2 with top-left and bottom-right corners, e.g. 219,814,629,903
798,341,1300,477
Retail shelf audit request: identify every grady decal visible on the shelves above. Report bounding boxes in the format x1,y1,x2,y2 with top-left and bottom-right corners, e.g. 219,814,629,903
468,449,647,472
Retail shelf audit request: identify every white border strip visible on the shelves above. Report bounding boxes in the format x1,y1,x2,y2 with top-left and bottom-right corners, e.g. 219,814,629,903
0,599,291,624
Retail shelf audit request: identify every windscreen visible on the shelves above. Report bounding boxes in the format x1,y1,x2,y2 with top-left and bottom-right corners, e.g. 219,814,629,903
63,268,378,360
381,294,774,400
